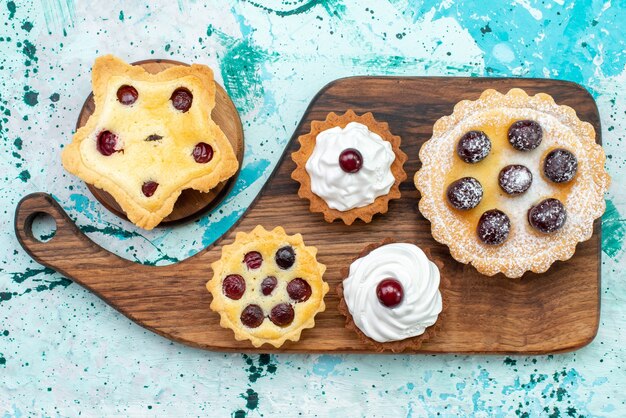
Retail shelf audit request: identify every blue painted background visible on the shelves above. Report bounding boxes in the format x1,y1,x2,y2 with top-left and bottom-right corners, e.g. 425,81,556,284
1,0,625,416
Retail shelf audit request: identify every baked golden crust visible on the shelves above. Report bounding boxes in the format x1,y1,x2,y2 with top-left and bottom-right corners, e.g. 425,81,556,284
291,110,407,225
414,88,611,278
336,239,448,353
206,225,328,348
62,55,238,229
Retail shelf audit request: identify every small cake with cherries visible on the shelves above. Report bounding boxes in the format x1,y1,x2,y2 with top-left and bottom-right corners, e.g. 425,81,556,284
206,225,328,348
415,88,610,278
337,240,445,352
291,110,407,224
62,55,239,229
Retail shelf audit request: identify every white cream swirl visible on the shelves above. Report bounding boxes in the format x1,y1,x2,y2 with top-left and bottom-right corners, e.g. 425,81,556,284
305,122,395,211
343,243,442,343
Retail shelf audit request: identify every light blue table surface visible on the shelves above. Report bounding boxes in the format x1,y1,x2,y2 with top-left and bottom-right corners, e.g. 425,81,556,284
1,0,625,416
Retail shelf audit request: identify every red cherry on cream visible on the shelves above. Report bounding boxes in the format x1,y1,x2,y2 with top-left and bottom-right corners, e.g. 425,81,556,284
376,278,403,308
338,148,363,173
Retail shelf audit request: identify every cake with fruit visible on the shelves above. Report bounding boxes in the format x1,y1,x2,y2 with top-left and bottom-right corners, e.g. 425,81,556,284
291,110,407,225
415,88,610,278
337,240,445,352
206,225,328,348
62,55,238,230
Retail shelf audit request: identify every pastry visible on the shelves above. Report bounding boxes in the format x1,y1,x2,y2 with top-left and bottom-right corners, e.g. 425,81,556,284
206,225,328,348
415,88,610,278
337,240,445,353
62,55,239,229
291,110,407,224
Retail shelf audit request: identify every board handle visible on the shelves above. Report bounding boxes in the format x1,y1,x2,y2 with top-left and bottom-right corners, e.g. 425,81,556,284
14,193,147,288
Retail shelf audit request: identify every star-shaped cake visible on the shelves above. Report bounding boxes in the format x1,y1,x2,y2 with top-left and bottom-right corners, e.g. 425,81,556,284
62,55,238,229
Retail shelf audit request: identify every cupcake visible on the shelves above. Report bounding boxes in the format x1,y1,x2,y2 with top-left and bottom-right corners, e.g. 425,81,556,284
291,110,407,224
207,225,328,348
414,88,610,277
337,240,446,352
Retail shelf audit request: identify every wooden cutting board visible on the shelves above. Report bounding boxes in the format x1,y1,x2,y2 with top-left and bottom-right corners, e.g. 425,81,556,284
14,77,602,354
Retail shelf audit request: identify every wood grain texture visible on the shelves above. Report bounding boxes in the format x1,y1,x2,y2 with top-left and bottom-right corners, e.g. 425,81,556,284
15,77,601,354
77,59,245,226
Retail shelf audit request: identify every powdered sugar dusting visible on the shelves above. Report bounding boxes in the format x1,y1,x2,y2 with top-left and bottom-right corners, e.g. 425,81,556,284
477,209,511,245
528,198,567,233
415,89,610,278
499,165,532,195
447,177,483,210
544,149,578,183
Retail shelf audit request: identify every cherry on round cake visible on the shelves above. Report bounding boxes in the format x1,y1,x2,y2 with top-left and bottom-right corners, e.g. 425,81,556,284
269,303,295,327
543,149,578,183
528,198,567,233
457,131,491,163
508,120,543,151
243,251,263,269
240,304,264,328
286,278,311,302
477,209,511,245
338,148,363,173
446,177,483,210
96,130,119,156
499,164,533,195
193,142,214,164
376,278,403,308
261,276,277,296
275,246,295,269
141,181,159,197
170,87,193,112
116,85,138,105
222,274,245,300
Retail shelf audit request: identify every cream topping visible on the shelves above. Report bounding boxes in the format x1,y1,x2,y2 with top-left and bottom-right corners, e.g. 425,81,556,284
343,243,442,343
305,122,395,211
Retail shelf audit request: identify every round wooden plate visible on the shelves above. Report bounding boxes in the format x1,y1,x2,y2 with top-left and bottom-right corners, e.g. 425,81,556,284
76,59,244,227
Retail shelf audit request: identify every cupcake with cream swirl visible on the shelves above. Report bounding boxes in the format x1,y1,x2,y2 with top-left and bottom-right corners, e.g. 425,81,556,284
291,110,407,225
337,240,446,352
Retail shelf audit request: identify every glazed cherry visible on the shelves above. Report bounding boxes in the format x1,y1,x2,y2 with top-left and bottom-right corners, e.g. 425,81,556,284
222,274,245,300
543,149,577,183
338,148,363,173
477,209,511,245
287,278,311,302
240,304,264,328
170,87,193,112
193,142,214,164
261,276,277,296
275,246,295,269
457,131,491,163
528,198,567,233
508,120,543,151
376,278,404,308
446,177,483,210
96,130,119,156
243,251,263,269
141,181,159,197
499,164,533,195
269,303,295,327
116,85,138,105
